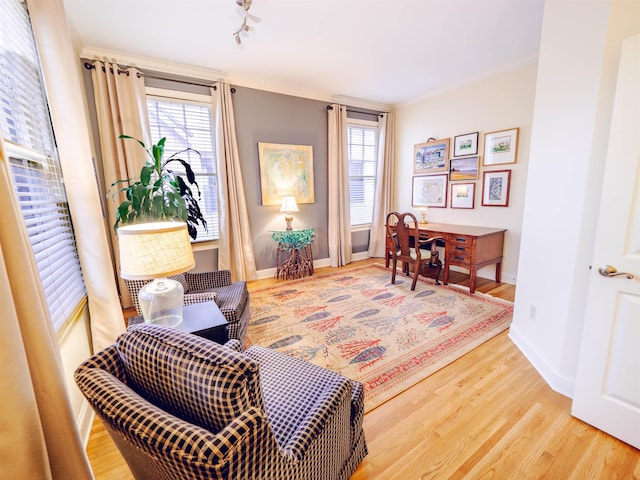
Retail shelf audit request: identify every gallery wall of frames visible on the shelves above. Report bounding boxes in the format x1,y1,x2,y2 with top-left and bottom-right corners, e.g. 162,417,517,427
411,128,519,210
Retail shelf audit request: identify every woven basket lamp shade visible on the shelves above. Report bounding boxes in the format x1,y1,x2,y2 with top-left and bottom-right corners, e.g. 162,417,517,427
118,222,195,327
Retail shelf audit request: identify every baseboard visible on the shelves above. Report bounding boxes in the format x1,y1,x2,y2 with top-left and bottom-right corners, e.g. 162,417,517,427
508,326,575,399
77,399,95,447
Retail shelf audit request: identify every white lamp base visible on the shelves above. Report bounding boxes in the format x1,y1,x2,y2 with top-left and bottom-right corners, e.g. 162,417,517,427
138,278,184,327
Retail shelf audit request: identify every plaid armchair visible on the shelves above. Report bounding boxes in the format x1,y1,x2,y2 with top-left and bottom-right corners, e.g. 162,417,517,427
125,270,249,343
74,324,367,480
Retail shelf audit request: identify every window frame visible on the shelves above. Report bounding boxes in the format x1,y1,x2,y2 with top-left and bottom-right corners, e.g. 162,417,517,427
346,117,380,231
145,87,219,245
1,0,86,332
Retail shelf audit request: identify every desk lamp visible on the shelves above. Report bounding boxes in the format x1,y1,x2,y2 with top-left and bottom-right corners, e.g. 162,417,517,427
118,222,195,327
280,195,299,230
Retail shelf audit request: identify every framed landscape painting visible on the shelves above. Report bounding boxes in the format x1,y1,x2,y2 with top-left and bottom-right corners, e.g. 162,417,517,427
412,174,448,208
413,138,450,174
483,128,519,166
449,156,479,181
258,142,315,205
481,170,511,207
453,132,479,156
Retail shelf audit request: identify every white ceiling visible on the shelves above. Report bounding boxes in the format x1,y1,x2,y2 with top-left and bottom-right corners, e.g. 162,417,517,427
62,0,545,108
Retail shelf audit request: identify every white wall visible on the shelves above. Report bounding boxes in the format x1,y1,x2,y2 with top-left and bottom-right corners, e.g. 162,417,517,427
394,63,538,284
510,0,640,397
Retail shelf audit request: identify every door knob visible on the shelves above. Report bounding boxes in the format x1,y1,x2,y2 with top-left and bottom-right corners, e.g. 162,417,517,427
598,265,634,279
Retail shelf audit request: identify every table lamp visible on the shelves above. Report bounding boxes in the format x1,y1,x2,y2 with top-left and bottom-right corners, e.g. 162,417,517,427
280,195,299,230
118,222,195,327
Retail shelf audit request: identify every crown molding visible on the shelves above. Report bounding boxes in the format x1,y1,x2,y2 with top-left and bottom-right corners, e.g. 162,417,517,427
79,47,391,112
396,55,539,108
80,47,227,81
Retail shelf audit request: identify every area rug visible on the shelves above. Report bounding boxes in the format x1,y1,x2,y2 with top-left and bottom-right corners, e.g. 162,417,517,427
246,263,513,412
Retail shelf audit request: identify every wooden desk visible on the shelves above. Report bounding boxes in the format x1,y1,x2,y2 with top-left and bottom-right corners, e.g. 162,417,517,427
386,223,506,294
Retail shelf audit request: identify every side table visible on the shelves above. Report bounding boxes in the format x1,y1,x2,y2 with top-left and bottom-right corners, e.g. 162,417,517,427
128,301,229,344
271,228,315,280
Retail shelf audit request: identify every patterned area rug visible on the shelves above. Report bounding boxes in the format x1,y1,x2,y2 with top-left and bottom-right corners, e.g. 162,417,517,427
247,263,513,412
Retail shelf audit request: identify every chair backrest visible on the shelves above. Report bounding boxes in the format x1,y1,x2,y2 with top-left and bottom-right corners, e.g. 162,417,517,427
386,211,421,261
116,324,265,431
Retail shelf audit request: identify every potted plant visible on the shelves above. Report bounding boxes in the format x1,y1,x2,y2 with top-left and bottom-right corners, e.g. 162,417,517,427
110,135,207,240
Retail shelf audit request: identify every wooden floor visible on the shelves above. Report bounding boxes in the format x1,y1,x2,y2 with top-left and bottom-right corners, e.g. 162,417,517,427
86,260,640,479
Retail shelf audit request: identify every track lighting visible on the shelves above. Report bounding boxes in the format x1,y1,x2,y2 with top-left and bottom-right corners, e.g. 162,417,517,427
233,0,254,45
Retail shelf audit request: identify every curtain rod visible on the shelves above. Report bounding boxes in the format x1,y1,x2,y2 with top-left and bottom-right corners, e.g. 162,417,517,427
326,105,384,117
82,62,235,92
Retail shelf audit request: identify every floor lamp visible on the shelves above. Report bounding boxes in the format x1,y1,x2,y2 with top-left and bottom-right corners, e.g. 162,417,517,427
118,222,195,327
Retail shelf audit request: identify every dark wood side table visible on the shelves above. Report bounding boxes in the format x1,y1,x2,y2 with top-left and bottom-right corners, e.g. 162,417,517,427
128,301,229,344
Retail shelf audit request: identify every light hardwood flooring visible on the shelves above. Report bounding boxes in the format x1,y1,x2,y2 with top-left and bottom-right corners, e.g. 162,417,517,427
86,259,640,479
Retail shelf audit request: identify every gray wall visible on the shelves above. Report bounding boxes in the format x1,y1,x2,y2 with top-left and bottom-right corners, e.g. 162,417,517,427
232,86,330,270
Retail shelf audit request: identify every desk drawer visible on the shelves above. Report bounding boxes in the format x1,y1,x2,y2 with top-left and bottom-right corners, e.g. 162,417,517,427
447,251,471,266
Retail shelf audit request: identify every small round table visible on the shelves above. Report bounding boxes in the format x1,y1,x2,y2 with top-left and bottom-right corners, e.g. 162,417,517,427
271,228,315,280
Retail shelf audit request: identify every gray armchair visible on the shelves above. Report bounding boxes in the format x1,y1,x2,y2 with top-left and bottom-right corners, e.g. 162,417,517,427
74,324,367,480
125,270,249,343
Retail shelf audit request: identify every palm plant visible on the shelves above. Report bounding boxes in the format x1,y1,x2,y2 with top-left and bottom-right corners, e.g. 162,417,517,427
110,135,207,240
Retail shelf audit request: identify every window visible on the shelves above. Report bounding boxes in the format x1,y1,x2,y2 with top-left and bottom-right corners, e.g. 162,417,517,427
146,91,218,242
0,0,86,331
347,119,379,227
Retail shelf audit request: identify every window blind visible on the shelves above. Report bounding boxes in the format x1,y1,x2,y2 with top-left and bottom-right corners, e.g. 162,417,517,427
147,96,219,241
1,0,86,331
347,122,379,227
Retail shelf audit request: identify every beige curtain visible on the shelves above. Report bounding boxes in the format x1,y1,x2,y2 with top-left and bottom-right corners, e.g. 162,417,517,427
327,104,352,267
211,83,257,281
0,143,92,479
90,60,151,309
368,112,396,257
28,0,124,351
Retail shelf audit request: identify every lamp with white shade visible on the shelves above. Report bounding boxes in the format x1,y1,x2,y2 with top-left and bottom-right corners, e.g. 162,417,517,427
118,222,195,327
280,195,299,230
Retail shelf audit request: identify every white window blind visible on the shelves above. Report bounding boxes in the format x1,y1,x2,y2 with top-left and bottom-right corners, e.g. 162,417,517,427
347,121,379,227
146,95,218,241
0,0,86,331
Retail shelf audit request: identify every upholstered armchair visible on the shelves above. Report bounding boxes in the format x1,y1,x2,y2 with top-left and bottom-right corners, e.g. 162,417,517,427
74,324,367,480
125,270,249,343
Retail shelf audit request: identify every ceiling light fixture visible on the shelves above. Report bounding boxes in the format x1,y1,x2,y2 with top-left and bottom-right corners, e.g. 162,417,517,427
233,0,253,46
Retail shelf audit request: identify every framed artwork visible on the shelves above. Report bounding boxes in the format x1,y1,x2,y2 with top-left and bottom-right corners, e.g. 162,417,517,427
413,138,450,174
450,183,475,209
412,174,448,208
483,128,519,166
449,156,480,181
482,170,511,207
453,132,479,156
258,142,315,205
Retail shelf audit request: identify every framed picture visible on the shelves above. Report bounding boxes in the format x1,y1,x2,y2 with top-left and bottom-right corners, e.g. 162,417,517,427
481,170,511,207
412,174,448,208
453,132,479,156
483,128,519,166
449,156,480,181
413,138,450,174
258,142,315,205
450,183,475,209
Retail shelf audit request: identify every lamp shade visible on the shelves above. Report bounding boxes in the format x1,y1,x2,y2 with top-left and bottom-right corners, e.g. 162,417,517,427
118,222,195,280
280,195,299,213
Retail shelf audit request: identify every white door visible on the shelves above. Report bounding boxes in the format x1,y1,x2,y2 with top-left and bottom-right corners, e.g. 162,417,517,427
572,34,640,449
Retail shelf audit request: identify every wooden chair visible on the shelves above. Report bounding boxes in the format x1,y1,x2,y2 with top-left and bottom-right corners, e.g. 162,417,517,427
385,211,444,290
